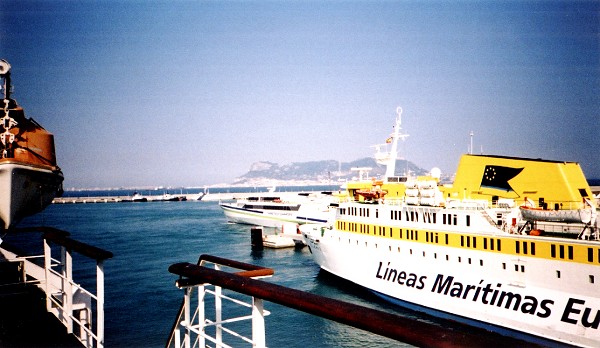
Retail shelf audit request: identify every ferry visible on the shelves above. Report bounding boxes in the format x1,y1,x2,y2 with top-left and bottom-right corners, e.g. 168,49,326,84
220,192,339,228
302,108,599,347
0,60,63,232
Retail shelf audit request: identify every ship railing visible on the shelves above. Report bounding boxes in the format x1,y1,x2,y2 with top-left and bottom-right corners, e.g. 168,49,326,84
7,227,113,348
166,254,274,348
167,255,534,348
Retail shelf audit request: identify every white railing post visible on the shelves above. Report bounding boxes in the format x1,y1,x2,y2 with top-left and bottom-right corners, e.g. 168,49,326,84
174,328,181,348
43,239,52,311
252,297,266,348
214,265,222,347
198,284,206,348
97,259,105,348
62,246,74,334
184,287,191,348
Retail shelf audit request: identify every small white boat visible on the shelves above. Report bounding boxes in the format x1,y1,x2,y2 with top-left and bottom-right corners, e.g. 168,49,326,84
131,193,148,202
262,234,296,249
0,60,63,231
220,193,338,228
520,205,594,223
157,193,186,202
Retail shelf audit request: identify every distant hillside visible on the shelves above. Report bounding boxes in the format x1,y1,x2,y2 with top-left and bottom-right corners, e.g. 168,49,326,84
232,158,429,186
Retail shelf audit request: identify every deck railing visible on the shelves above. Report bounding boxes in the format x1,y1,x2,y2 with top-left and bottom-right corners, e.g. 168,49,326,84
5,227,113,348
168,255,539,348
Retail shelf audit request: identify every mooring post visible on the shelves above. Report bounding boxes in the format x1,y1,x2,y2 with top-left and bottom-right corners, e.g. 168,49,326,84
250,227,263,250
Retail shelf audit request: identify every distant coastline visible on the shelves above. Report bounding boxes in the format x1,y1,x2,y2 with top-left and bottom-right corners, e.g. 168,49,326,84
64,177,600,193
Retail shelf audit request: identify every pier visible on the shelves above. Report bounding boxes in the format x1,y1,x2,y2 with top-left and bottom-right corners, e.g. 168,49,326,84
52,190,338,204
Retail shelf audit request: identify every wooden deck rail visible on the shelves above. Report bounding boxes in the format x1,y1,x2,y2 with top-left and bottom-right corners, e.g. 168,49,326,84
14,226,113,261
169,258,543,348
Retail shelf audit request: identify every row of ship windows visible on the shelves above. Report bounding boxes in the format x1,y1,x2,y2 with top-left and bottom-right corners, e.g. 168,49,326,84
337,236,597,284
340,208,469,227
337,221,600,264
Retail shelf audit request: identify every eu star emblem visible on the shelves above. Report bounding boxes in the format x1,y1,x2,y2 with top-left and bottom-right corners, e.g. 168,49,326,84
480,165,523,192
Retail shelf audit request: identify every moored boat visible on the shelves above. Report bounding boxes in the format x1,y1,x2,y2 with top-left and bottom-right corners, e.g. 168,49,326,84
302,107,599,347
520,203,595,224
220,193,340,228
0,60,63,232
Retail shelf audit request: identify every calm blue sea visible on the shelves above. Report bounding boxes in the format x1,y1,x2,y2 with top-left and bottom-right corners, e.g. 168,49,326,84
4,187,514,347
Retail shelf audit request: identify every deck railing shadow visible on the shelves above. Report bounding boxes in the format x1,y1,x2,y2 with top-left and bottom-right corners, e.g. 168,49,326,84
1,226,113,348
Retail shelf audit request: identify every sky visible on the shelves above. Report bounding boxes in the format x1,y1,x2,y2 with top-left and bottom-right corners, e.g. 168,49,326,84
1,0,599,189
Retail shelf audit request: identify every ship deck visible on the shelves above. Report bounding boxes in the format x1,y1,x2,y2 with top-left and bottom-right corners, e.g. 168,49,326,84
0,257,81,347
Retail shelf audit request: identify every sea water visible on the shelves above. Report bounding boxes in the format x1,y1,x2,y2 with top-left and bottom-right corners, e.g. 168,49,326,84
7,192,476,347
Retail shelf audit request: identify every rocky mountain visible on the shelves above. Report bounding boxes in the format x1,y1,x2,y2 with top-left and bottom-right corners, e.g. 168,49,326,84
232,158,429,186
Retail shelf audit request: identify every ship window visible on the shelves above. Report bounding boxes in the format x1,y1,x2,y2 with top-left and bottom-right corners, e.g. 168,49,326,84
443,214,447,224
588,248,594,262
531,242,536,255
568,246,574,260
516,241,520,254
389,246,391,251
458,256,462,263
422,251,426,257
375,209,378,218
397,247,400,252
468,258,472,264
590,275,595,284
446,255,449,261
514,264,519,272
453,214,458,225
466,215,471,227
492,195,498,205
579,188,589,197
479,260,483,266
521,265,525,272
410,249,413,255
434,253,438,259
502,263,506,270
557,270,561,278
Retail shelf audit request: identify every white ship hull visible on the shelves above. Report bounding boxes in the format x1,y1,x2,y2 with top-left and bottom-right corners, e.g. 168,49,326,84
0,162,63,230
220,202,331,228
302,204,600,347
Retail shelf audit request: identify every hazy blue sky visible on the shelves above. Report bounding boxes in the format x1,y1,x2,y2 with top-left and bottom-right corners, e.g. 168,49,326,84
2,1,598,188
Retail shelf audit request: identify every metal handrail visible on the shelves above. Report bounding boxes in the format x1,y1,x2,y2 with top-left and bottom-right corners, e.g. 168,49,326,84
10,226,112,348
169,255,542,348
165,254,274,347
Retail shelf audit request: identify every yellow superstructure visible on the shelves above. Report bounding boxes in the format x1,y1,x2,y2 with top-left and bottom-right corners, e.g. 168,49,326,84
444,155,593,210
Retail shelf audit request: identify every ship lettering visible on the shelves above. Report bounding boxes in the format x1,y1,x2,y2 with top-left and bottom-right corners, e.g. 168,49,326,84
375,261,426,289
431,274,554,318
561,298,600,329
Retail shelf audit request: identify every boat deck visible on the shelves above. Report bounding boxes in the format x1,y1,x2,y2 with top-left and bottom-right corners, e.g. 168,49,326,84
0,260,81,347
